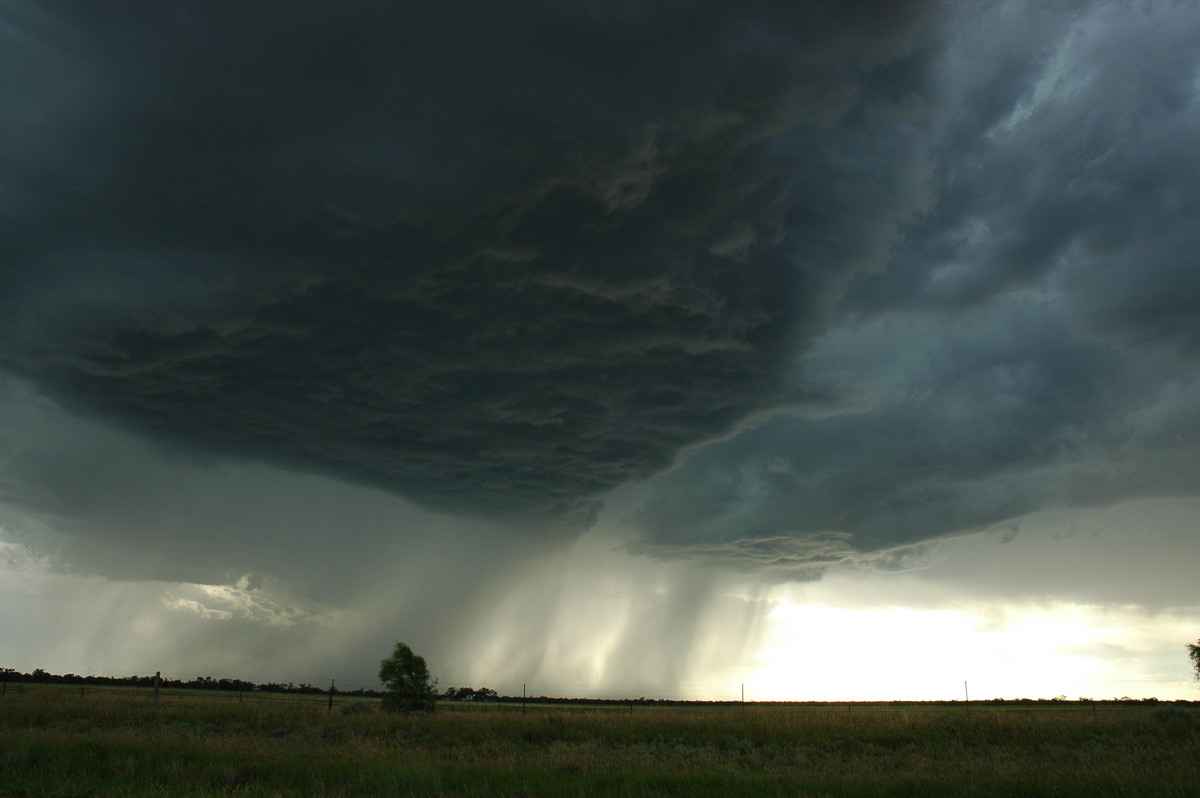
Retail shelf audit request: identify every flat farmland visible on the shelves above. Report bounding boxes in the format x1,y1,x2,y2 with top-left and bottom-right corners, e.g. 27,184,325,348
2,684,1197,796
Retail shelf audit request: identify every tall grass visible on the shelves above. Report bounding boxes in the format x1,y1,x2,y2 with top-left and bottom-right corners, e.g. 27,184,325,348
2,684,1197,796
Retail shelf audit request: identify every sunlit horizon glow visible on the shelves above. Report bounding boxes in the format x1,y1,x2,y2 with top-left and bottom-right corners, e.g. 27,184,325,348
748,600,1197,703
3,572,1194,703
8,518,1194,703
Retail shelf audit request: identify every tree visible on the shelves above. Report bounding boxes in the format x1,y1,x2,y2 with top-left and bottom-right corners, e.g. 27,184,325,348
379,641,437,712
1189,639,1200,683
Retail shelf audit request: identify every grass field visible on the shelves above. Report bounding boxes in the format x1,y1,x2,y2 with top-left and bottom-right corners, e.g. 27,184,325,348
2,684,1197,796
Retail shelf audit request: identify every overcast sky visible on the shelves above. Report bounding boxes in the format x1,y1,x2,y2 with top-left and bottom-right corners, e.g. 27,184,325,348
2,0,1198,700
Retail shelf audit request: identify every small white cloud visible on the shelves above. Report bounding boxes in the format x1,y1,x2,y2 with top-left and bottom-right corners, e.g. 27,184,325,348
162,597,233,621
163,582,342,628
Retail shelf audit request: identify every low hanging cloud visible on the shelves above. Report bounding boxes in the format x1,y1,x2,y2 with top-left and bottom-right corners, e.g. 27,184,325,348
0,1,933,528
623,300,1200,573
621,0,1200,572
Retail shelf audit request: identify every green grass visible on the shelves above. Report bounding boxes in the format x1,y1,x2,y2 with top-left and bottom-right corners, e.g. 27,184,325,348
2,684,1197,796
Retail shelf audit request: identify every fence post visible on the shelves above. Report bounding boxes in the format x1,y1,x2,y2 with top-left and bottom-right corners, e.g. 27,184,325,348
154,671,161,701
328,679,335,711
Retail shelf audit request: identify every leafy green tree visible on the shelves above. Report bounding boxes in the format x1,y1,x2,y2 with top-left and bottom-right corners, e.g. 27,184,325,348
379,641,437,712
1189,639,1200,683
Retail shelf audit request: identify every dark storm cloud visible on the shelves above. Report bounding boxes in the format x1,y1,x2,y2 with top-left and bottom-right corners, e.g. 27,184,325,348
0,0,932,520
842,0,1200,343
624,0,1200,572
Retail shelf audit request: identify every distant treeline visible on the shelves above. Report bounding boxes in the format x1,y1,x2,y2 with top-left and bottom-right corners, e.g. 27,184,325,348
469,696,1182,706
4,669,1190,705
1,668,382,697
